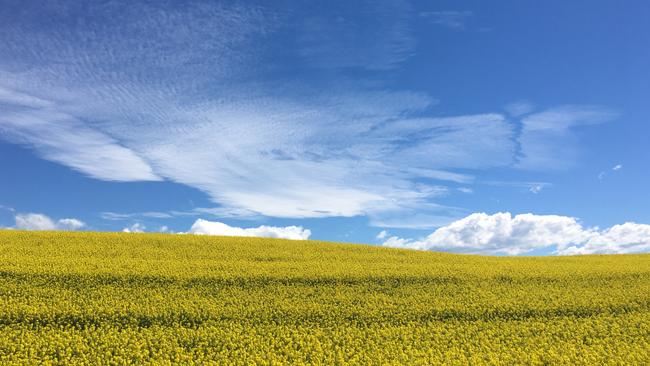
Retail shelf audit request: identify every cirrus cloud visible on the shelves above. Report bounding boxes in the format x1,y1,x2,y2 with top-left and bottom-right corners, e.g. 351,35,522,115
0,0,617,225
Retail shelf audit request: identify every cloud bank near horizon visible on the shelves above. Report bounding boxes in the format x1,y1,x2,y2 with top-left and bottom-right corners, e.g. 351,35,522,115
381,212,650,255
6,211,650,255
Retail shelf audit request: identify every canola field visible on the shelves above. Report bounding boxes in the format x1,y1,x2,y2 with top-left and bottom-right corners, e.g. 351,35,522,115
0,230,648,365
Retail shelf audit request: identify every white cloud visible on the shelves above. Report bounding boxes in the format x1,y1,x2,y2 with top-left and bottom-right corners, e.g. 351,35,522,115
15,214,56,231
123,223,146,233
560,223,650,255
100,212,132,221
382,235,412,248
189,219,310,240
101,206,261,221
370,114,515,170
598,164,623,180
521,106,615,132
403,168,474,184
381,212,650,255
457,187,473,194
57,218,86,231
0,87,53,108
517,106,617,170
0,106,161,182
0,2,617,222
0,1,515,222
376,230,388,240
14,213,86,231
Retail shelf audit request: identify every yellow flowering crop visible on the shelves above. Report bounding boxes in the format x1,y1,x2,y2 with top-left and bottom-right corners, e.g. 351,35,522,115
0,230,648,364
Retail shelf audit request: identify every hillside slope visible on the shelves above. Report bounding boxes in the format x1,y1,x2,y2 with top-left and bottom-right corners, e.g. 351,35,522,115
0,230,649,364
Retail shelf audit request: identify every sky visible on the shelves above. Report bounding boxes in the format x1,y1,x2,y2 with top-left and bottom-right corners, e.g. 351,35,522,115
1,0,649,255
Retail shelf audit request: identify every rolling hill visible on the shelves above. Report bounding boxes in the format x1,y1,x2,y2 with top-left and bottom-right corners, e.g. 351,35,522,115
0,230,648,364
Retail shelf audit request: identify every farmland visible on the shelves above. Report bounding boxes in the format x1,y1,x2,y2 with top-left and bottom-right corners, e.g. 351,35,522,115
0,230,648,364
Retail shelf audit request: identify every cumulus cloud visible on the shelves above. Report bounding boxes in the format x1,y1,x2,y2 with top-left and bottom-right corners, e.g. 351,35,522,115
381,212,650,255
57,218,86,231
561,223,650,255
189,219,311,240
14,213,86,231
15,214,56,231
122,223,146,233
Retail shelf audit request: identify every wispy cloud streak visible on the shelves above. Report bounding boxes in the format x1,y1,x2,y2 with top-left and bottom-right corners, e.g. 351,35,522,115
0,0,616,224
419,11,473,30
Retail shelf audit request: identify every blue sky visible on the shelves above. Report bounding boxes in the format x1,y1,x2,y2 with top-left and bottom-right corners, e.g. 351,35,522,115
1,0,649,255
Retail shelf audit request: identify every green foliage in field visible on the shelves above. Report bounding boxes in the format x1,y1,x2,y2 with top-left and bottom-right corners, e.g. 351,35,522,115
0,230,648,365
